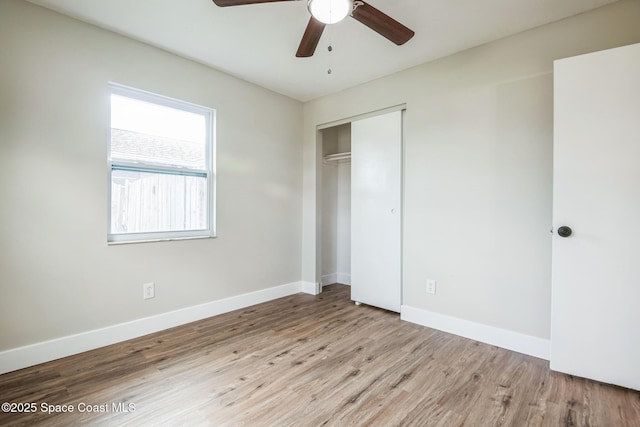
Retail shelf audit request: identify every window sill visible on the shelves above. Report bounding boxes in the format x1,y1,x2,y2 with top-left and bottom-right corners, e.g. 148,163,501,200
107,234,215,245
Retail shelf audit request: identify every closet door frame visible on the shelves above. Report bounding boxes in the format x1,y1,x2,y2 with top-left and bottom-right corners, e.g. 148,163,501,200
315,105,405,310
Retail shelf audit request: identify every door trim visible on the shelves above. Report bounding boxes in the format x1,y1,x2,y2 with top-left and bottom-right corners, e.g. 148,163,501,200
316,104,407,130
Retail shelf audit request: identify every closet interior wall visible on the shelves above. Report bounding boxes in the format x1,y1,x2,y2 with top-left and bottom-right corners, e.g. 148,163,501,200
320,124,352,287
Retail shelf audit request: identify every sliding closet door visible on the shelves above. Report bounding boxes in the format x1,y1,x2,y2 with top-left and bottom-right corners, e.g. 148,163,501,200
351,110,402,312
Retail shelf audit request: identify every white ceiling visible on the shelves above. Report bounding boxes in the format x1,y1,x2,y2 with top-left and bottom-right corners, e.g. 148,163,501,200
27,0,617,101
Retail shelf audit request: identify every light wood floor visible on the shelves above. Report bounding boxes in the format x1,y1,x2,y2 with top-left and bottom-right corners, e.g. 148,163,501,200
1,284,638,426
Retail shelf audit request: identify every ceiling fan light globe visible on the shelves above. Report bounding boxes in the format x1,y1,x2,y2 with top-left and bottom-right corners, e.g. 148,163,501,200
308,0,353,24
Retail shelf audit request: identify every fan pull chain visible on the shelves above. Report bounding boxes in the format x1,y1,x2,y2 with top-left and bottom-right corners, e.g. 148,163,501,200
326,25,333,75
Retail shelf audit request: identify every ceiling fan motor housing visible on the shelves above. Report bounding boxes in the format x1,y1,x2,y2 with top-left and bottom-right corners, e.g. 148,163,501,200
307,0,354,24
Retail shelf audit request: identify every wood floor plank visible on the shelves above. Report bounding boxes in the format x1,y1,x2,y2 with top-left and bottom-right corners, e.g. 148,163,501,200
1,284,639,426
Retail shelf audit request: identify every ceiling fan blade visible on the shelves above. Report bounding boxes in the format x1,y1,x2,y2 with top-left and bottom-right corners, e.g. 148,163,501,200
212,0,298,6
351,1,414,45
296,17,326,58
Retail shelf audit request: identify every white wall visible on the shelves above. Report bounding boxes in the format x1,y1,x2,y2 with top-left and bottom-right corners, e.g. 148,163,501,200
320,124,351,286
0,0,303,352
335,125,351,285
321,161,338,281
302,0,640,342
4,0,640,366
336,162,351,284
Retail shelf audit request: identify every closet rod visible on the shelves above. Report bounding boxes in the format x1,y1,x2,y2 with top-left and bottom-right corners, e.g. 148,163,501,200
323,152,351,162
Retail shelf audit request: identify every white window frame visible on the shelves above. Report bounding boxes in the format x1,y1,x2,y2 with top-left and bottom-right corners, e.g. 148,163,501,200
107,83,216,244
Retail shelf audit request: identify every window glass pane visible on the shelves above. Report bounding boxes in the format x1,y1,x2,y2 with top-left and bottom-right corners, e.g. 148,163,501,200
110,94,206,170
110,169,207,234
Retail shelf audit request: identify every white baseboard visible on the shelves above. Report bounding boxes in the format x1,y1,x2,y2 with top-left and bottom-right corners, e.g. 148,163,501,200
321,273,337,287
336,272,351,286
400,305,550,360
301,281,321,295
0,281,307,375
321,273,351,287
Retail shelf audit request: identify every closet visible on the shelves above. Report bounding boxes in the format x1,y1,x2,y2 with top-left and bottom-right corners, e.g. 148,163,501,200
320,123,352,288
319,109,403,313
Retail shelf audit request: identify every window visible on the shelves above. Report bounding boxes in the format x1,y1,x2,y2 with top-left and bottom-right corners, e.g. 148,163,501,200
108,84,215,243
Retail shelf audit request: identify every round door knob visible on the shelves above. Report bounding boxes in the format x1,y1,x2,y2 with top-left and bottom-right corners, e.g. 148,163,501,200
557,226,572,237
391,209,396,214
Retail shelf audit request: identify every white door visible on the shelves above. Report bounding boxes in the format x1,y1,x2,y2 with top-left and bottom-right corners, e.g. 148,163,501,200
551,43,640,391
351,110,402,312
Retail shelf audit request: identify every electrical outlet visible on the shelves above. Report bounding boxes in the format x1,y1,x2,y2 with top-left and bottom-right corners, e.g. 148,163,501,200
143,282,155,300
426,279,436,295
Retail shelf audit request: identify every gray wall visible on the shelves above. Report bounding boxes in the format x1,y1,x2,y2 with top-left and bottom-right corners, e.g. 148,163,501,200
0,0,303,351
3,0,640,357
302,0,640,340
320,124,351,286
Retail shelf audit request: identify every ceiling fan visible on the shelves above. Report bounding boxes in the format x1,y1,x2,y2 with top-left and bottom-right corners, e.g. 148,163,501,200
212,0,415,57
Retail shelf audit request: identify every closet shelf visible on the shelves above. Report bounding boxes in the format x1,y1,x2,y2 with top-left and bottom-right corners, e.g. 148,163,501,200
323,152,351,162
